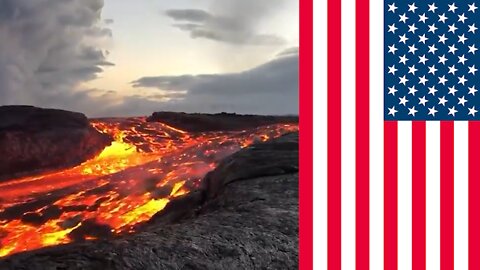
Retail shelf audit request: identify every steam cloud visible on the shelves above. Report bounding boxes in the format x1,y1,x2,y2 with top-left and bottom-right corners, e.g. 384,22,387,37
0,0,298,117
131,49,299,115
0,0,112,106
165,0,287,45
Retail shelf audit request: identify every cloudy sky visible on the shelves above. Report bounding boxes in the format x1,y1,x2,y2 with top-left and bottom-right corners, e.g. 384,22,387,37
0,0,298,117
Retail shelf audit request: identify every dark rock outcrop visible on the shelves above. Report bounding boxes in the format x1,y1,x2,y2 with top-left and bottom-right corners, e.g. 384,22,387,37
147,111,298,132
0,106,112,180
0,132,299,270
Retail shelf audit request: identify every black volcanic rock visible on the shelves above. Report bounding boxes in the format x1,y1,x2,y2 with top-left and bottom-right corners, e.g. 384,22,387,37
0,132,299,269
147,111,298,132
202,132,299,200
0,106,112,179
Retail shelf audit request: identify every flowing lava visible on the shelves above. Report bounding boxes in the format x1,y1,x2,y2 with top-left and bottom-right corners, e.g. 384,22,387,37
0,117,298,257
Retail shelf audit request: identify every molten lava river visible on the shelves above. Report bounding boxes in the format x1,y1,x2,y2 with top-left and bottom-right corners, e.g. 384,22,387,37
0,117,298,257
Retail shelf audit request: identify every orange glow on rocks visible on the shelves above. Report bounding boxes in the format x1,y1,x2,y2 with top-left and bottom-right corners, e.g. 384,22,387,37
0,117,297,257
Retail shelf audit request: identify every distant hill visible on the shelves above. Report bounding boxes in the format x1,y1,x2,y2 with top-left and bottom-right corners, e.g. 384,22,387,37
147,111,298,132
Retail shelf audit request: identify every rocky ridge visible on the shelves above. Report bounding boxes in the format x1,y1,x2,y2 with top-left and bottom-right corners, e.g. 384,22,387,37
0,106,112,180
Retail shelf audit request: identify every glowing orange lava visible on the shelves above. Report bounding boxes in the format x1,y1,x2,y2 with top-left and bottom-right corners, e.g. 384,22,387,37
0,117,297,257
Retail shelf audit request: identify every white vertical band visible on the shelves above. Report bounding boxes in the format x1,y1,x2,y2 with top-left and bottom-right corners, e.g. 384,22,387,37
454,121,469,269
398,121,412,270
369,0,385,268
341,0,356,269
426,121,441,270
312,0,328,267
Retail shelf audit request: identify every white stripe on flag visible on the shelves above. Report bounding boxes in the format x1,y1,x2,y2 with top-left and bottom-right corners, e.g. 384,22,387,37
312,0,327,267
370,0,384,269
454,121,469,269
341,0,355,267
398,121,412,269
426,121,440,270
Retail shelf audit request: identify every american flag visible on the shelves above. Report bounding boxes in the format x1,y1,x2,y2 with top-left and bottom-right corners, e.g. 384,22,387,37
325,0,480,269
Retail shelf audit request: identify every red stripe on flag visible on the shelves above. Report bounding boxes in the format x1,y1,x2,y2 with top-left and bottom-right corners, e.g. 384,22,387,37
412,121,426,270
327,0,341,267
384,121,398,270
440,121,454,270
355,0,369,268
469,121,480,270
298,0,313,267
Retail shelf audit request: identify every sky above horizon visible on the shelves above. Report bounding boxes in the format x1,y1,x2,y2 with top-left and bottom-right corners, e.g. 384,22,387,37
0,0,299,117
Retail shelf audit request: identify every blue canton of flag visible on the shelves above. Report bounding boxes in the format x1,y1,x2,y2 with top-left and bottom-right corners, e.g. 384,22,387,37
384,1,480,120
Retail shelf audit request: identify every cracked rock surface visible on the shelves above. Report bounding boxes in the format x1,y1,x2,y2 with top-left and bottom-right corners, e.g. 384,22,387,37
0,132,298,270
